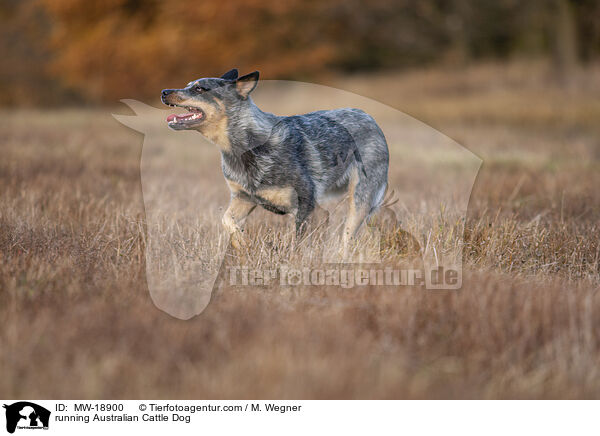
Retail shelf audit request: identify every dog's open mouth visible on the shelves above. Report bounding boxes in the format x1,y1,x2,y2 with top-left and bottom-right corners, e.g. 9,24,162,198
166,106,204,125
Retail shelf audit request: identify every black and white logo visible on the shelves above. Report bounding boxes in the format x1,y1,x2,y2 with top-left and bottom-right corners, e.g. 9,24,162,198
3,402,50,434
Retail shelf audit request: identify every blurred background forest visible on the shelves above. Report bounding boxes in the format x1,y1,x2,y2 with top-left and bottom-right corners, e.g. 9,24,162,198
1,0,599,105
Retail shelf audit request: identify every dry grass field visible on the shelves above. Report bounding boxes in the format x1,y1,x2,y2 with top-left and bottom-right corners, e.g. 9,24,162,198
1,61,600,399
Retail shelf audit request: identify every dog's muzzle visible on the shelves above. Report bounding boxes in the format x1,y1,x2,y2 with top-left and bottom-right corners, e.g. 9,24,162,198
161,89,175,105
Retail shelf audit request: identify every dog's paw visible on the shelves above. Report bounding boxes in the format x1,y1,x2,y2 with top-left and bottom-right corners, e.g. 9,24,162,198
230,231,248,252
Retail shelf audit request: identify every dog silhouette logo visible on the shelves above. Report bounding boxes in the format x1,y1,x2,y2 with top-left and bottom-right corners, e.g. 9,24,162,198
3,402,50,433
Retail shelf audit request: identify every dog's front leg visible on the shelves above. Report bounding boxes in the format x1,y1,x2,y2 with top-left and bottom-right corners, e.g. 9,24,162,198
294,200,316,239
222,196,256,250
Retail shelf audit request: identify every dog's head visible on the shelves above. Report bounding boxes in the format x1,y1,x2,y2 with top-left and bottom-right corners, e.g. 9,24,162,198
161,69,258,131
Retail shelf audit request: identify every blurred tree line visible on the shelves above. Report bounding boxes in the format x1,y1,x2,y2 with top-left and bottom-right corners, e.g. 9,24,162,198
0,0,598,105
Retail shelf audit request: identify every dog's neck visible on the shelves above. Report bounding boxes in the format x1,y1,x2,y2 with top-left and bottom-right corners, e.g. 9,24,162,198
225,98,279,156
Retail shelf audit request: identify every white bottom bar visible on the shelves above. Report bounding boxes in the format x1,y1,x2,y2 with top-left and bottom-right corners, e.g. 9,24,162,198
1,400,596,436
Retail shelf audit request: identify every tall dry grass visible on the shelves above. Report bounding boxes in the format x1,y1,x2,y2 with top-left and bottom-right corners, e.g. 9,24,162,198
1,60,599,398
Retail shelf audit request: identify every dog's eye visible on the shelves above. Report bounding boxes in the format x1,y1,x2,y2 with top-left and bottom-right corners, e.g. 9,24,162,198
194,85,209,93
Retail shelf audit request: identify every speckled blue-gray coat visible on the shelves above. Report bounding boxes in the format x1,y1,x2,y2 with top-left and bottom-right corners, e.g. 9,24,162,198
162,69,389,250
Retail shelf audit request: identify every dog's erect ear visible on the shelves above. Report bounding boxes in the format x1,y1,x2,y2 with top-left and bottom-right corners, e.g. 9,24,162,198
236,71,259,99
221,69,239,81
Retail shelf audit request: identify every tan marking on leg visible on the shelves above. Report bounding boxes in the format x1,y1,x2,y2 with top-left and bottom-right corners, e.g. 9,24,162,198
225,179,246,196
343,204,369,245
342,167,368,256
256,186,296,210
222,196,256,249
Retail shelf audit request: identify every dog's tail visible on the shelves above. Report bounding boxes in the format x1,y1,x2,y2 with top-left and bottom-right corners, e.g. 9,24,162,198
367,183,392,218
381,188,398,208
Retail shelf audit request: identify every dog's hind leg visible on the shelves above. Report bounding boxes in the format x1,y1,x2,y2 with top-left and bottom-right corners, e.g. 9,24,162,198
342,167,387,260
222,196,257,250
341,167,363,257
290,181,316,239
342,203,370,260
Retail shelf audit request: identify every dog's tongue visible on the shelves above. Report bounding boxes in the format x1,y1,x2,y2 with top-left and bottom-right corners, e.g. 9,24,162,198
166,113,199,122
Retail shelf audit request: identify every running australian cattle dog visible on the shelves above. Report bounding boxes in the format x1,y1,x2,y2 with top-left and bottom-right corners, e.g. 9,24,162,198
161,69,389,252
